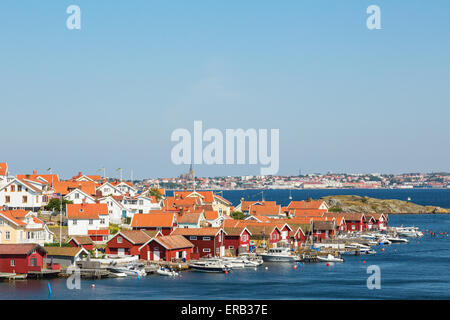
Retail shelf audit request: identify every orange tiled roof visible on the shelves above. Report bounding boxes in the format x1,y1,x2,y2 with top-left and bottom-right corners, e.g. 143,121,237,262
151,235,194,249
171,227,223,236
53,180,96,196
131,213,175,228
66,203,108,220
204,211,219,220
287,200,327,210
249,205,281,216
0,163,7,176
0,211,27,226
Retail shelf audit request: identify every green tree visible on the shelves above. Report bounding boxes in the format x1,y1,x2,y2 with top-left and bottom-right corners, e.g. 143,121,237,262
148,187,163,201
45,198,73,213
231,211,245,220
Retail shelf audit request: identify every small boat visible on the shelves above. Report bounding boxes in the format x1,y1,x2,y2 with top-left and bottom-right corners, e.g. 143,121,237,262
156,267,179,277
317,254,344,263
108,269,127,278
188,260,231,273
387,237,409,243
110,264,147,277
221,257,246,269
259,247,299,262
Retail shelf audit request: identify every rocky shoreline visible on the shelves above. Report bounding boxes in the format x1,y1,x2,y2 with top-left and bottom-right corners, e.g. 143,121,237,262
321,195,450,215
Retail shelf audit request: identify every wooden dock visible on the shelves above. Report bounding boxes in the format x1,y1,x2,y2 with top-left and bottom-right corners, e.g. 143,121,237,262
0,272,28,281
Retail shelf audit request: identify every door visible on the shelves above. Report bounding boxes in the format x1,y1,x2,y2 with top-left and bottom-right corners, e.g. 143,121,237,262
147,250,150,260
118,248,125,256
153,249,160,261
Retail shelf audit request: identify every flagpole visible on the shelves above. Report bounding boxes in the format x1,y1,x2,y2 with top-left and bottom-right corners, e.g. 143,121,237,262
60,194,62,247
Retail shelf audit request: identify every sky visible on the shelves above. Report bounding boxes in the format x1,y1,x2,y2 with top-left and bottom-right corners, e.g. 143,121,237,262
1,1,449,179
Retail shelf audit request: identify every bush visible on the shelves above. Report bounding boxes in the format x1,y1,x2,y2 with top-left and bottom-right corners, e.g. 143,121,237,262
231,211,245,220
328,206,343,213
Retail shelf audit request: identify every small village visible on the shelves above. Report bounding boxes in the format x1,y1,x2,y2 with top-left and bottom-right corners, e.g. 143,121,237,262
0,162,421,280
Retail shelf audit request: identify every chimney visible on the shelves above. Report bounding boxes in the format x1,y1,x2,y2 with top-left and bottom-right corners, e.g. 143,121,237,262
33,170,37,175
82,198,86,205
78,172,82,177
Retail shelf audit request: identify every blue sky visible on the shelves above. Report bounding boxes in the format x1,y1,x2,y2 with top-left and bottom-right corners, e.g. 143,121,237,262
1,1,449,179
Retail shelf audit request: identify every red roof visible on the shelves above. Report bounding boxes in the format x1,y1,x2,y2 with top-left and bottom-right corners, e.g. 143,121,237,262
0,162,7,176
88,229,110,236
0,244,46,255
53,180,96,196
67,203,108,220
287,200,327,210
131,213,175,228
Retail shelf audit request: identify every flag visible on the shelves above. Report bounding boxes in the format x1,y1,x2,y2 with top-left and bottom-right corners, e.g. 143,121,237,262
116,168,122,171
47,168,52,172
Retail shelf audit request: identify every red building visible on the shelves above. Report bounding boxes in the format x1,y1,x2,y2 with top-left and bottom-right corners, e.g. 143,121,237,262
171,227,225,259
0,244,47,274
138,235,194,262
369,213,388,231
131,213,177,235
223,227,252,255
311,221,335,241
88,229,110,242
68,236,94,251
324,213,365,232
105,230,160,256
289,225,309,247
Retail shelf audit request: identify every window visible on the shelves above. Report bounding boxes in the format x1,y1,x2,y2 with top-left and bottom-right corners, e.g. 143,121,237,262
75,193,79,199
100,218,105,224
351,225,356,230
10,185,15,192
139,200,143,205
5,231,10,240
229,246,234,249
241,234,248,242
203,237,211,241
29,258,37,267
10,260,15,267
18,185,22,192
73,220,77,225
23,196,28,203
89,219,93,225
117,236,123,243
0,220,3,225
189,236,197,240
203,248,211,253
5,196,10,203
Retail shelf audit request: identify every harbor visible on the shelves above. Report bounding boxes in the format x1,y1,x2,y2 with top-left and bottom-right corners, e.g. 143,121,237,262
1,213,449,300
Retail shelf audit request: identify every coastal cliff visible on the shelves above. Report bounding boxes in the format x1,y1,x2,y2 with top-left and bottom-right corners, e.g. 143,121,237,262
321,195,450,214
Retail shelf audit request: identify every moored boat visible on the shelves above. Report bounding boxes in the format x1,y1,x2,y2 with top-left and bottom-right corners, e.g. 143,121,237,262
259,247,298,262
317,254,344,263
188,260,231,273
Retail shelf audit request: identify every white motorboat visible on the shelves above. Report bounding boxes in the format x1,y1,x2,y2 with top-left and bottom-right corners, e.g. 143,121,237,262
188,260,231,273
317,254,344,263
259,247,298,262
387,237,409,243
156,267,179,277
110,263,147,277
107,268,127,278
221,257,246,269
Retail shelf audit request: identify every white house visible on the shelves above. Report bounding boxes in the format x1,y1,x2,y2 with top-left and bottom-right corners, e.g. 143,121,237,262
96,182,124,197
64,188,96,204
111,181,138,197
66,203,110,236
0,178,49,211
122,195,161,216
97,196,129,225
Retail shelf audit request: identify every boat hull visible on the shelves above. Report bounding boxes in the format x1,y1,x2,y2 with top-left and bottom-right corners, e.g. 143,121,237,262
260,254,296,262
